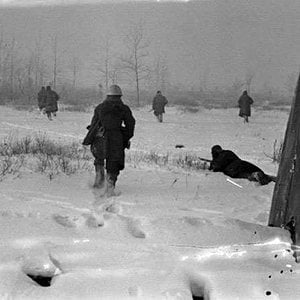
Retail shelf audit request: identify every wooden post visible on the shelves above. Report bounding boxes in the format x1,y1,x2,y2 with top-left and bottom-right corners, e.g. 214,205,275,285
269,73,300,255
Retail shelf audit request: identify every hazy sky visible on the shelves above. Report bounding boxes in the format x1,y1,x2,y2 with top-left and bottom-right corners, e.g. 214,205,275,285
0,0,299,92
0,0,191,7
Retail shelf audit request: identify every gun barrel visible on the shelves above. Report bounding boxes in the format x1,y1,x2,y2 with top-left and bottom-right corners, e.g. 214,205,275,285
198,157,212,163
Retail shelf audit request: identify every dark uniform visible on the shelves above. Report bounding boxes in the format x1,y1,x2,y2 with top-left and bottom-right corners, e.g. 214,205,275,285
238,90,254,123
152,91,168,123
209,145,276,185
83,84,135,196
44,86,59,120
37,87,46,112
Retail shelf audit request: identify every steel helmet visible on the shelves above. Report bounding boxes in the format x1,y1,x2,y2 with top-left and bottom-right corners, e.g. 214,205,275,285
107,84,122,96
211,145,222,156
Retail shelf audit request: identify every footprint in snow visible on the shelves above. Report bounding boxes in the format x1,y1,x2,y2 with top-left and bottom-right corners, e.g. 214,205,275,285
52,214,79,228
82,212,104,228
92,199,122,216
0,210,41,219
120,216,147,239
52,212,104,228
104,202,122,214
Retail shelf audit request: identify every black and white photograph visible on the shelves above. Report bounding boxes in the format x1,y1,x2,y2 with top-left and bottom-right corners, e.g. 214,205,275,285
0,0,299,298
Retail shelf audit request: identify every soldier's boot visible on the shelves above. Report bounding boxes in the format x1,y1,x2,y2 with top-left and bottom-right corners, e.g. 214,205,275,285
93,165,105,188
105,173,117,197
159,114,163,123
268,175,277,182
250,171,272,185
47,112,52,121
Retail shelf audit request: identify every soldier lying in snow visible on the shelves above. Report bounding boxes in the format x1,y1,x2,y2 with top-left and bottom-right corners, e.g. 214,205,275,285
209,145,276,185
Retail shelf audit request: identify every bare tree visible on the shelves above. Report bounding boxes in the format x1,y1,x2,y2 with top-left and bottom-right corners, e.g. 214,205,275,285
152,54,169,93
245,70,255,93
13,53,36,103
232,77,244,92
109,61,124,85
120,21,150,106
97,36,111,92
37,58,48,87
26,54,34,89
49,34,66,89
32,33,47,88
0,28,5,85
8,37,17,100
95,35,122,92
0,29,11,93
69,56,81,88
0,35,18,100
52,34,58,89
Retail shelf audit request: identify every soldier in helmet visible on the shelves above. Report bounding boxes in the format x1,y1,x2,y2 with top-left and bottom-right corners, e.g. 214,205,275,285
44,86,59,120
209,145,276,185
152,91,168,122
37,86,46,113
238,90,254,123
83,84,135,197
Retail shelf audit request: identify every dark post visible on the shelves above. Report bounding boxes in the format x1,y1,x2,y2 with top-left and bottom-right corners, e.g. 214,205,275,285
269,73,300,255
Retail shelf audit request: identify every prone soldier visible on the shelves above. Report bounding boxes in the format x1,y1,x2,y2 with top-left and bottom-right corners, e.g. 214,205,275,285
208,145,276,185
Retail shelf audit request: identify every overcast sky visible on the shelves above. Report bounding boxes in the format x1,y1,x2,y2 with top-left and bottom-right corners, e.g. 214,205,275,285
0,0,299,92
0,0,191,7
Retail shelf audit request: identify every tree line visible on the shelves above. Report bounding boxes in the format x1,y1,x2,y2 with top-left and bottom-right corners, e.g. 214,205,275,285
0,20,295,108
0,21,170,107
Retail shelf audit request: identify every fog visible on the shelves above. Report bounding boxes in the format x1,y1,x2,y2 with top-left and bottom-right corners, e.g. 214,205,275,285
0,0,299,92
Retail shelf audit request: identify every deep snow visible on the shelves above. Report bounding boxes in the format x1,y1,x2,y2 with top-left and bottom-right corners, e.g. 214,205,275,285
0,105,299,299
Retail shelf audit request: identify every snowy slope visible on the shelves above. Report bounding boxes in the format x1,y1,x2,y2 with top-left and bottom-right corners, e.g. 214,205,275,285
0,105,299,300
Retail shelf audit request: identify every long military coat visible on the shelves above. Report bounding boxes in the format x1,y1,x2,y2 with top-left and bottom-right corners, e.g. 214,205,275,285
210,149,263,178
83,97,135,170
37,89,46,110
45,90,59,113
238,94,254,117
152,95,168,115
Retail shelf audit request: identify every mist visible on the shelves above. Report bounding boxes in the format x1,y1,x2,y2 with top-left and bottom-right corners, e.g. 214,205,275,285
0,0,299,93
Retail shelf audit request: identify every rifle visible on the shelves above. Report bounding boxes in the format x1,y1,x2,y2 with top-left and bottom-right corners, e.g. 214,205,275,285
198,157,212,163
82,120,101,146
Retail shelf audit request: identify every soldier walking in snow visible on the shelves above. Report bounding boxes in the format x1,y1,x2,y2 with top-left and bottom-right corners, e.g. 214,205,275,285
238,90,253,123
209,145,276,185
83,84,135,197
44,86,59,120
37,86,46,113
152,91,168,123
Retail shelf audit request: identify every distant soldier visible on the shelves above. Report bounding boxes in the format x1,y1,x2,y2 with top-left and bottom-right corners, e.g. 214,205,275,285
238,90,253,123
83,84,135,197
37,86,46,113
152,91,168,123
209,145,276,185
44,86,59,120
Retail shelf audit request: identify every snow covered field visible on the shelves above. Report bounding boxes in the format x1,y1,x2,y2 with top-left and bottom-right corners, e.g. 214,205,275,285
0,105,299,299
